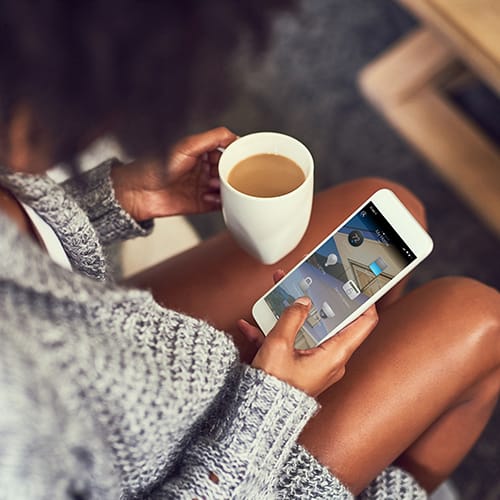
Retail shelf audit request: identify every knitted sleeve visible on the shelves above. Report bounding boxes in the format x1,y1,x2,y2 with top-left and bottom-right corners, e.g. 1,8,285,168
61,158,154,245
0,220,319,499
152,366,319,499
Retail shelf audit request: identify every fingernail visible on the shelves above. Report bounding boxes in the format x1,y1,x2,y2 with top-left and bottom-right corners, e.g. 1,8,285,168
203,193,221,203
294,296,311,307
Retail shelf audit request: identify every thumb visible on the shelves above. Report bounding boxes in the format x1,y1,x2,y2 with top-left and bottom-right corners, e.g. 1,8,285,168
268,297,311,348
179,127,237,158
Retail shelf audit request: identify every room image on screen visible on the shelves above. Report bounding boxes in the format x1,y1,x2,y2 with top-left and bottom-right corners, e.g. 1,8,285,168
264,202,416,349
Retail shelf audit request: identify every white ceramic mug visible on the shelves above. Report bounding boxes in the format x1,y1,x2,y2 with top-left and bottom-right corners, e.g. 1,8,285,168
219,132,314,264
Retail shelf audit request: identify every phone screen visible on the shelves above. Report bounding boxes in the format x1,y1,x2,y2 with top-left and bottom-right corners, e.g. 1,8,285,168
263,202,417,348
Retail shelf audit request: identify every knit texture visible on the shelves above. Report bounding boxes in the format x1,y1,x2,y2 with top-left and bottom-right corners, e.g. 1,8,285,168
0,164,428,499
0,159,152,280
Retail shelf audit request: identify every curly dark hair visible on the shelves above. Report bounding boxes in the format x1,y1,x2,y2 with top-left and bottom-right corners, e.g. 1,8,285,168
0,0,296,163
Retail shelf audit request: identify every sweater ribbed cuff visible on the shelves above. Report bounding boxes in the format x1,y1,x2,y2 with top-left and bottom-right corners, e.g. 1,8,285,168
170,366,319,497
62,158,153,245
215,366,319,462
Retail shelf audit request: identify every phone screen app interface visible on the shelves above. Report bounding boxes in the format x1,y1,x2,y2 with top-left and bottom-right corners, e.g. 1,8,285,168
264,202,416,348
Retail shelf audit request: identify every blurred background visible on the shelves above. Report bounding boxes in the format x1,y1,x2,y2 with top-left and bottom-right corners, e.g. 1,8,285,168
184,1,499,498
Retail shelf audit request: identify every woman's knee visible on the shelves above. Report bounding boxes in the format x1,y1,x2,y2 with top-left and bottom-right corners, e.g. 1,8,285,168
421,276,500,362
332,177,427,229
466,366,500,413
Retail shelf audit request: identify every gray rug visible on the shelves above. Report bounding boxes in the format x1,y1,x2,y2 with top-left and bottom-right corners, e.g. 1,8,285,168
188,1,500,497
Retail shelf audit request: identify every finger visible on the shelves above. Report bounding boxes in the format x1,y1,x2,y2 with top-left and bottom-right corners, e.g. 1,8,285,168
202,193,221,206
179,127,237,159
268,297,311,347
200,161,221,192
319,305,378,359
273,269,286,284
207,177,220,190
237,319,265,347
207,150,223,166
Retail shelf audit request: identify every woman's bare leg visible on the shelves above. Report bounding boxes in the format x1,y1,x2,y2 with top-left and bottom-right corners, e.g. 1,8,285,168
126,177,425,359
299,277,500,494
126,177,500,493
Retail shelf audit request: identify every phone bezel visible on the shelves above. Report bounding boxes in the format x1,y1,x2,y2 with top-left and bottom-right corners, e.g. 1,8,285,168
251,188,433,341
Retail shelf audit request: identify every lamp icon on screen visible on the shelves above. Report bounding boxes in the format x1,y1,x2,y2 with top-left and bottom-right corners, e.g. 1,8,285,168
325,253,338,266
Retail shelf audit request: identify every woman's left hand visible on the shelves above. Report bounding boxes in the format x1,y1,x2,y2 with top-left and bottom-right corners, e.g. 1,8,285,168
111,127,237,221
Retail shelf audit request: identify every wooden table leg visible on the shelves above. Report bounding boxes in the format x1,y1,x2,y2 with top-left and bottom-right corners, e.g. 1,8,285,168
359,28,500,236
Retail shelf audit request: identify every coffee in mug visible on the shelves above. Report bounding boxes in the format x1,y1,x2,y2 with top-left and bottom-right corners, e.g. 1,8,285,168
227,154,305,198
219,132,314,264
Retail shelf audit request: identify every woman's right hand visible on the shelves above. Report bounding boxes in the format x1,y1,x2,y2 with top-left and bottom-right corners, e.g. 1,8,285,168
242,299,378,398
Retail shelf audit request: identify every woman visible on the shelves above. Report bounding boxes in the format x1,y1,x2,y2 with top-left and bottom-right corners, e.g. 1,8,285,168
1,1,499,498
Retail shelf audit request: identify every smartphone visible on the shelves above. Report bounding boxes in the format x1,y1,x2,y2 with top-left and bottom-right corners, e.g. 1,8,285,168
252,189,433,349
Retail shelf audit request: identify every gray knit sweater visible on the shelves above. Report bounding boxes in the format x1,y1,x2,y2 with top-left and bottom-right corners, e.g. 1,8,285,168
0,161,427,499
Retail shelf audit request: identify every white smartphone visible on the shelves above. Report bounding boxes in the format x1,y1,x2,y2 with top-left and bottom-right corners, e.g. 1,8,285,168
252,189,433,349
